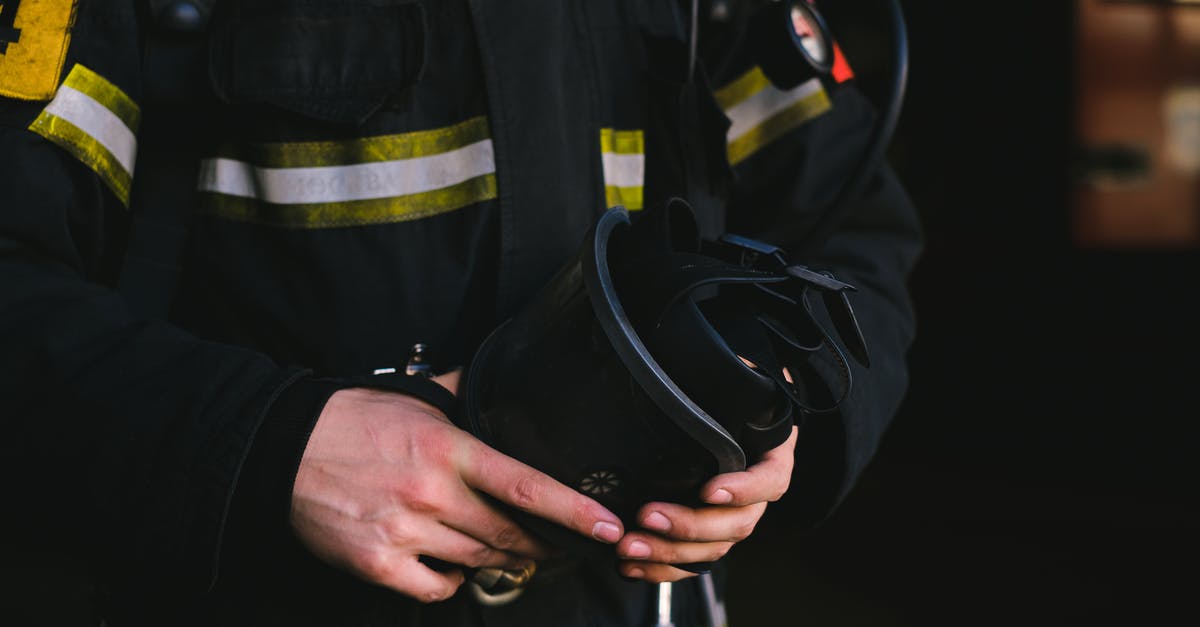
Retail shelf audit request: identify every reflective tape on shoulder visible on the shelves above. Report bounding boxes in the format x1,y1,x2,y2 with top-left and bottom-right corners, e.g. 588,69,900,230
197,116,500,228
715,67,832,166
599,128,644,211
28,64,140,206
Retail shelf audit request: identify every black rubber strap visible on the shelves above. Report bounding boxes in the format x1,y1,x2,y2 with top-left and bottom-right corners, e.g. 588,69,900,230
757,313,852,415
343,373,461,422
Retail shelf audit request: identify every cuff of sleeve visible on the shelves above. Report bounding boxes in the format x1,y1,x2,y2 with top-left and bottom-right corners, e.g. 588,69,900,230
225,376,349,553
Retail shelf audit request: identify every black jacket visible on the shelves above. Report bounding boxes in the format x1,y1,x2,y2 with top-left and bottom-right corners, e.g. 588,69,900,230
0,1,922,625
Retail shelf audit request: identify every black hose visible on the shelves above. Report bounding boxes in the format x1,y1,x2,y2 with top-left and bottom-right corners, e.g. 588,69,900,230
795,0,909,257
688,0,701,81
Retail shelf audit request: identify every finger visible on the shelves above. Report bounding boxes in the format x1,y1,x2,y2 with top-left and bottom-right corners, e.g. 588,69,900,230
366,553,466,604
635,501,768,543
433,369,461,396
700,426,798,506
421,523,532,570
618,560,700,584
616,531,734,565
441,491,555,559
458,442,624,544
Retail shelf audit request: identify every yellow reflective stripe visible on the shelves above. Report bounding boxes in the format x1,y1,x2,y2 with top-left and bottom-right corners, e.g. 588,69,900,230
60,64,140,132
40,85,136,170
198,173,497,229
233,115,492,168
726,87,831,165
28,113,131,205
26,64,139,206
200,140,495,204
599,127,644,211
198,116,499,228
713,66,772,111
600,127,644,155
605,185,644,211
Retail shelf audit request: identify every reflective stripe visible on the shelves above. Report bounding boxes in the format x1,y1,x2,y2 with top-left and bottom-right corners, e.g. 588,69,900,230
199,140,495,204
28,64,139,205
60,64,140,131
599,128,644,210
197,117,499,228
28,114,132,205
715,67,832,165
600,127,644,155
725,78,825,143
42,86,137,172
233,115,492,168
713,66,773,111
600,152,645,188
200,174,498,229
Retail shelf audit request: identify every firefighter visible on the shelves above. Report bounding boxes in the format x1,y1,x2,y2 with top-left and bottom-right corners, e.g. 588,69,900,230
0,0,921,625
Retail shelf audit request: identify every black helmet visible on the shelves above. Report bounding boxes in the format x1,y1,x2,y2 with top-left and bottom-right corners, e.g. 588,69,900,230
459,198,866,561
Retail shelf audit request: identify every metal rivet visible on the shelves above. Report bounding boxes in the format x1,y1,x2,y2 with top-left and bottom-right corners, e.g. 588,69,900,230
405,343,434,377
709,1,732,23
158,1,206,32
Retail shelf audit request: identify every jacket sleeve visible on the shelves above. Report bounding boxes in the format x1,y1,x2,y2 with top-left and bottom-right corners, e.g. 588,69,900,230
714,61,924,524
0,3,318,605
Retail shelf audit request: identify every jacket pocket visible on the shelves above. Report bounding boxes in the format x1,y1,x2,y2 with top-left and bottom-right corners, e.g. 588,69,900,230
208,1,426,125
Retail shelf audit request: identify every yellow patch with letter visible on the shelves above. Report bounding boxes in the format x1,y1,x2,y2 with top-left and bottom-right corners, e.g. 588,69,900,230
0,0,78,101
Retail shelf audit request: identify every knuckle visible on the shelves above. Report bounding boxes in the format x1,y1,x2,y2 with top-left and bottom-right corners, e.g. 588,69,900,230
396,480,439,514
492,524,522,551
356,550,395,582
465,545,494,568
570,501,594,529
714,541,735,559
733,518,758,541
673,519,700,542
379,517,416,546
509,475,542,510
654,544,678,564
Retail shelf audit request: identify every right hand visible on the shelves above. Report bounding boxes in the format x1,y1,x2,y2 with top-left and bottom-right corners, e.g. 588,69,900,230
290,371,625,603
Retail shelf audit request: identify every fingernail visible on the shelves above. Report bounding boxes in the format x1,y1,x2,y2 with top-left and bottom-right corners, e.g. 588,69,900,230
643,511,671,532
593,521,622,543
707,488,733,504
625,540,651,559
628,567,646,579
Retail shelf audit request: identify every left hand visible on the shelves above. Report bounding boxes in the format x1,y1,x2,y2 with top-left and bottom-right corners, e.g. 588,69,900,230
615,426,798,583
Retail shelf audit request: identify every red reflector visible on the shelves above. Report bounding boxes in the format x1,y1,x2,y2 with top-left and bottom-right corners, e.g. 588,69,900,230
832,43,855,83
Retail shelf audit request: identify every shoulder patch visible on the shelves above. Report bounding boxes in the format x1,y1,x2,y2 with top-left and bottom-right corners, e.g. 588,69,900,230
715,66,832,166
0,0,78,101
29,64,140,206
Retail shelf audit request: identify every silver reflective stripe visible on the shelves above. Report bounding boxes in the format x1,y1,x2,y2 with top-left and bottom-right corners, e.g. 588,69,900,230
601,152,645,189
42,84,138,174
198,139,497,204
724,77,824,145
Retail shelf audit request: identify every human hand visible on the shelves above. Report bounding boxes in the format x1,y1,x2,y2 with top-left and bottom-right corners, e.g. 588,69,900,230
614,425,798,582
289,371,626,602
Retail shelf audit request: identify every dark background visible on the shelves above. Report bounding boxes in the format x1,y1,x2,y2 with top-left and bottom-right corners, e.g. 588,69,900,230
727,2,1200,625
